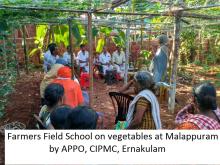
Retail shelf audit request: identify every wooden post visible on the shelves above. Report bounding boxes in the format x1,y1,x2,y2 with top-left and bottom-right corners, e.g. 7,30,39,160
68,19,74,79
13,31,20,77
88,12,94,107
140,25,143,49
168,12,182,113
124,22,130,84
22,25,29,74
51,25,55,43
148,24,151,51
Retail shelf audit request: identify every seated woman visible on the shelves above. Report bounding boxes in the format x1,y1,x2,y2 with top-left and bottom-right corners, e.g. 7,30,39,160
39,83,64,129
175,83,220,129
64,106,103,129
53,66,84,108
120,71,161,129
50,105,72,129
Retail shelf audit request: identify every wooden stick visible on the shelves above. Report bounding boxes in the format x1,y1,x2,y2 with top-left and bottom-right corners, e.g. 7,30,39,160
68,19,75,79
13,31,20,77
22,25,29,74
88,12,94,108
168,12,182,113
124,23,130,84
0,5,89,13
51,25,55,43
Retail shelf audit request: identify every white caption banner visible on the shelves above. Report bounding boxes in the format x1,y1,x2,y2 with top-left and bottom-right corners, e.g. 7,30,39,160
5,130,220,165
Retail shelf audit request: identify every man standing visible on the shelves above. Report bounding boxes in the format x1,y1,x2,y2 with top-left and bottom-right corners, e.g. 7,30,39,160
149,34,169,83
43,43,59,73
112,46,125,78
76,44,89,73
99,46,113,75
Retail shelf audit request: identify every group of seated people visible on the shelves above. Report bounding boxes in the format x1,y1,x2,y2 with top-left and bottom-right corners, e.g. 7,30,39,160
39,64,220,130
40,82,101,129
40,36,220,130
43,43,126,80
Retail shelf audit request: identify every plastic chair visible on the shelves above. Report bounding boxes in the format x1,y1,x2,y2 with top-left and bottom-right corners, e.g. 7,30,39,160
109,92,134,124
33,114,47,129
155,82,171,103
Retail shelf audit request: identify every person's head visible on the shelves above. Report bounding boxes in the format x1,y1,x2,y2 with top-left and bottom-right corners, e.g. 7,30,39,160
133,71,155,94
50,105,72,129
64,106,98,129
67,45,71,53
116,46,121,52
103,46,107,53
48,43,58,55
57,66,72,78
56,58,68,66
80,44,86,51
44,83,64,108
158,34,168,46
193,83,217,112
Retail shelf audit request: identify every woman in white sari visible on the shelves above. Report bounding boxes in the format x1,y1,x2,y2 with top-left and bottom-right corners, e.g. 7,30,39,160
120,71,161,129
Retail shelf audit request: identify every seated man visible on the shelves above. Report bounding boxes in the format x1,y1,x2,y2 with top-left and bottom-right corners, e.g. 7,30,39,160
64,106,103,129
61,45,75,66
112,46,125,78
76,44,89,73
50,105,72,129
99,46,113,75
53,66,84,108
43,43,59,73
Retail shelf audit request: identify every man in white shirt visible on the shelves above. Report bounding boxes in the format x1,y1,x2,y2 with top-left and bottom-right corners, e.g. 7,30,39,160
99,46,113,75
43,43,59,73
76,44,89,73
112,46,125,78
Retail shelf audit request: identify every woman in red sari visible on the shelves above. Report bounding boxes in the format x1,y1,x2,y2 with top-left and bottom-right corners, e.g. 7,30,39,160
175,83,220,130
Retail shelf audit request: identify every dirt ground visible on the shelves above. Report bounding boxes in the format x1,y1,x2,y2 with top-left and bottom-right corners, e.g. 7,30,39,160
0,65,219,164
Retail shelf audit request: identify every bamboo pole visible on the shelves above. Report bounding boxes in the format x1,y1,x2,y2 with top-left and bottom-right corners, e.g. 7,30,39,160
148,24,151,51
1,5,219,20
68,19,74,79
13,31,20,77
51,25,55,43
88,12,94,107
22,25,29,74
140,24,143,49
124,22,130,84
0,5,89,13
168,12,182,113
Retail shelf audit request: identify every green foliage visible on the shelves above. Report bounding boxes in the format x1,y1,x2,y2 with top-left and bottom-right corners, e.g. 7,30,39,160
193,60,202,66
35,25,48,48
0,34,17,118
215,73,220,87
179,30,197,65
100,27,112,37
96,38,105,53
111,29,126,48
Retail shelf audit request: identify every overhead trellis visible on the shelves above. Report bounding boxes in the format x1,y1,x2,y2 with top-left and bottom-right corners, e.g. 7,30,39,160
0,0,220,111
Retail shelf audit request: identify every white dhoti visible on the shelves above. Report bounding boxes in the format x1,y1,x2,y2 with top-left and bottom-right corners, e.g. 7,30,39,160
102,65,113,75
113,64,125,78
